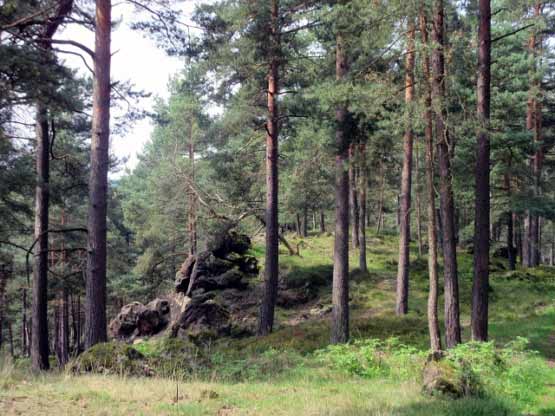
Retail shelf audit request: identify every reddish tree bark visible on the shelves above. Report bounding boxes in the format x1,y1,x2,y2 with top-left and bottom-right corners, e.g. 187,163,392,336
85,0,111,348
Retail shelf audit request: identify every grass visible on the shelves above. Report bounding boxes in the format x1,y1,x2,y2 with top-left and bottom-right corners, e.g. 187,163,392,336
1,230,555,415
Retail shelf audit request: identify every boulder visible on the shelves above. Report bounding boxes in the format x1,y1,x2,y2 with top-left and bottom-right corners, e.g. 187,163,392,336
109,298,170,341
171,297,231,341
109,302,147,339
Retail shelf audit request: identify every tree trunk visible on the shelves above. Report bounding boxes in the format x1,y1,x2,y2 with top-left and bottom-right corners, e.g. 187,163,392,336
70,293,78,353
22,288,28,356
331,30,350,344
376,161,385,234
420,9,442,352
31,103,50,370
550,221,554,266
302,206,308,237
396,21,415,316
258,0,280,336
0,265,8,351
188,136,197,255
515,214,523,264
56,289,69,367
312,211,317,231
358,143,368,273
431,0,461,348
505,171,516,271
77,294,81,351
8,321,14,357
320,211,326,233
415,139,424,257
30,0,74,371
349,144,359,249
471,0,491,342
295,212,301,236
85,0,111,348
523,214,531,266
526,3,543,268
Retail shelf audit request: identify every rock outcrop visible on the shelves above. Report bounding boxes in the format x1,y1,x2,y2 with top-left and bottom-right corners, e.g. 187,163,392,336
110,231,259,343
109,298,170,341
171,232,258,342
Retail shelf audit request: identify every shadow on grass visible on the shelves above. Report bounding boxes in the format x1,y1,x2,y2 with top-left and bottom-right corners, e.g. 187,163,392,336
229,312,429,355
329,396,518,416
490,308,555,359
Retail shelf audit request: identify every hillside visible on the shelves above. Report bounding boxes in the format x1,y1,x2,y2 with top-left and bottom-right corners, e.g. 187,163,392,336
1,232,555,416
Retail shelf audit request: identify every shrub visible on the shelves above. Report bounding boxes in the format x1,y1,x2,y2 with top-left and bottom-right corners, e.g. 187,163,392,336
315,338,425,381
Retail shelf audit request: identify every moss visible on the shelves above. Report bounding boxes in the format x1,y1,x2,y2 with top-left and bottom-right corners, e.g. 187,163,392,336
135,336,208,379
69,341,151,377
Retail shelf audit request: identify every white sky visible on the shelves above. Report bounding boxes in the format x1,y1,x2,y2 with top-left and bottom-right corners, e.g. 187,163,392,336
57,2,199,177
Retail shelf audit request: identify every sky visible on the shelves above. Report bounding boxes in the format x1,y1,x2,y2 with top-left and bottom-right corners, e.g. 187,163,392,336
57,2,198,177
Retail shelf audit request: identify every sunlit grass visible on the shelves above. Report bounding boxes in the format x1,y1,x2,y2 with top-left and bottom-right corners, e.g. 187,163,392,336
2,230,555,415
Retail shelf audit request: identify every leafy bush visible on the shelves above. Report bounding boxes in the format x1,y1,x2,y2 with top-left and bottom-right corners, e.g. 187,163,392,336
315,337,425,381
315,336,552,412
446,338,552,411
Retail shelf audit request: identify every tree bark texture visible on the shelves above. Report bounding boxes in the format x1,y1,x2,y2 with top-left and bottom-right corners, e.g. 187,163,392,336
258,0,280,336
396,21,415,316
331,31,350,344
85,0,111,348
420,9,442,352
431,0,461,348
472,0,491,342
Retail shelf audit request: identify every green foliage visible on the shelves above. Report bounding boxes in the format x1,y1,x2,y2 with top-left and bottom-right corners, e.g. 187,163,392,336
210,347,304,382
315,338,425,381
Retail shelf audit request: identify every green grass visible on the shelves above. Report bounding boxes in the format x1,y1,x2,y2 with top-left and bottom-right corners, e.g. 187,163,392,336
2,231,555,415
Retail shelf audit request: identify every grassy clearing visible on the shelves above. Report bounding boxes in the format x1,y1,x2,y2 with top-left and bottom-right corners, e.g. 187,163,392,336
1,231,555,415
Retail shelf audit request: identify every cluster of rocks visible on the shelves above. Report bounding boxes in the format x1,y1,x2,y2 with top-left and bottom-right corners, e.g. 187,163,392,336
109,232,259,343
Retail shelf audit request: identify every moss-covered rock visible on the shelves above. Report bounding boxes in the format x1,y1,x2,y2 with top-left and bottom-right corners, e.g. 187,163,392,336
422,352,481,399
69,342,152,377
141,337,208,378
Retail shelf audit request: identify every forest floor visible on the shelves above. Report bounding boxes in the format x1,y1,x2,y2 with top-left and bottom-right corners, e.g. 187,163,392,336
1,231,555,415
